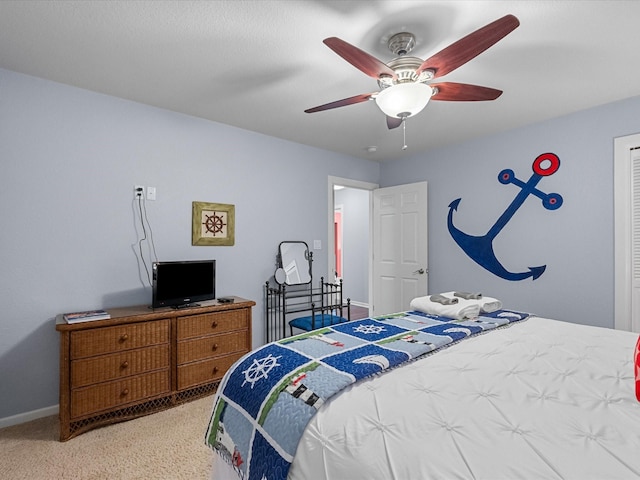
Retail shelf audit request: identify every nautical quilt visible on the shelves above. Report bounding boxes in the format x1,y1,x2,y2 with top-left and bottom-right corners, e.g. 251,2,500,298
205,309,530,480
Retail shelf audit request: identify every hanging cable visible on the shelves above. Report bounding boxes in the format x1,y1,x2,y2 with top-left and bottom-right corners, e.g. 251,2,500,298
141,197,158,262
136,195,152,286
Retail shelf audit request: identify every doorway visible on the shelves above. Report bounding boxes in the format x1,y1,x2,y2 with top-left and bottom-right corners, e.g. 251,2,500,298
334,205,343,280
327,177,429,316
327,176,378,310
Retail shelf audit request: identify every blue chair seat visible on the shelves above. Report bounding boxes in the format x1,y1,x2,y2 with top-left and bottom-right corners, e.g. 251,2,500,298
289,313,347,332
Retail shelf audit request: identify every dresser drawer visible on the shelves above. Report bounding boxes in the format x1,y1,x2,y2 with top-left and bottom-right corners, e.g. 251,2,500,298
71,344,170,388
177,330,249,365
177,352,244,391
177,310,249,340
71,369,170,418
70,320,169,359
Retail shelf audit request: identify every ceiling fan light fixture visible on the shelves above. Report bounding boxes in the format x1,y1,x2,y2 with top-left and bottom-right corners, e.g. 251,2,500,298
375,82,432,119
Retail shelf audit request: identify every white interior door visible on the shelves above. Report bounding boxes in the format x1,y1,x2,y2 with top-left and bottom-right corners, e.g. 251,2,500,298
372,181,428,316
632,149,640,333
614,133,640,332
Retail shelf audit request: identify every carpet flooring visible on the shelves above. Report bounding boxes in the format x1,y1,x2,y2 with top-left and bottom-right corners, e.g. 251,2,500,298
0,395,214,480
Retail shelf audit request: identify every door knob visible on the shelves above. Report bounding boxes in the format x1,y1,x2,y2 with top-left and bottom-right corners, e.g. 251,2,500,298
413,268,427,275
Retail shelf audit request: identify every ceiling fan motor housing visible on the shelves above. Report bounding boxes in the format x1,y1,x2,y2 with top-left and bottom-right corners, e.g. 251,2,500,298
378,56,434,89
387,32,416,56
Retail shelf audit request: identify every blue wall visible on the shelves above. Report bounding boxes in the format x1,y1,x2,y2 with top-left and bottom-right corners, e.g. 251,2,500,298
381,95,640,326
0,68,379,419
2,63,640,422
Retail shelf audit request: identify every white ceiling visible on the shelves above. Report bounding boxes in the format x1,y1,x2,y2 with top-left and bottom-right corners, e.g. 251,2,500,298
1,1,639,161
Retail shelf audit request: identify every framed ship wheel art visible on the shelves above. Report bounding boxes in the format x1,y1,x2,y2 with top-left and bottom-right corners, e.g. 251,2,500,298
192,201,235,246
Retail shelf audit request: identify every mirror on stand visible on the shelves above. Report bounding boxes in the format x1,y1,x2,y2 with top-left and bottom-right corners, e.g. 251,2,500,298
274,241,312,285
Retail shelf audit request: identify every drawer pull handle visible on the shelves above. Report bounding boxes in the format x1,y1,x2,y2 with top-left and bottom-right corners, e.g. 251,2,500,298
211,321,218,329
121,388,129,396
121,361,129,369
119,333,129,342
212,343,219,351
212,366,219,375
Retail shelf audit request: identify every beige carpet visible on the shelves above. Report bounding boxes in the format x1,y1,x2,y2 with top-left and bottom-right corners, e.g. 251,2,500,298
0,395,215,480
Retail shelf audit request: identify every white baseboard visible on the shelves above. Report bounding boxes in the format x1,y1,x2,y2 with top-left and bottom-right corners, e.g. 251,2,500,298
0,404,58,429
349,301,369,308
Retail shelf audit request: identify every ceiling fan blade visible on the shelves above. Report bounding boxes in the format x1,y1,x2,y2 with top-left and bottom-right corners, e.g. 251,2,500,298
387,116,402,129
430,82,503,101
416,14,520,78
324,37,397,80
305,92,376,113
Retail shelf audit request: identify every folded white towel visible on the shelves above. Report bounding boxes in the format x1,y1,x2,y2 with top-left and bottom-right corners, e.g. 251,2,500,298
442,291,503,313
410,295,480,320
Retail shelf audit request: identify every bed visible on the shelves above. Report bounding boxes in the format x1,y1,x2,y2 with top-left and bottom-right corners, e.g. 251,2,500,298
207,296,640,480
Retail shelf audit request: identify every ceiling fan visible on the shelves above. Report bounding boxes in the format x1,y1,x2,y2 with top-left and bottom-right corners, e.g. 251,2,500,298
305,14,520,131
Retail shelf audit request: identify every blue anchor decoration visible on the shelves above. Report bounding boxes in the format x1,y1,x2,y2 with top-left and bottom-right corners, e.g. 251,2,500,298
448,153,563,281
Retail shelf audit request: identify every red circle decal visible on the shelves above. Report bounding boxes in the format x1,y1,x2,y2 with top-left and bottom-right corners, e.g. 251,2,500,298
533,153,560,176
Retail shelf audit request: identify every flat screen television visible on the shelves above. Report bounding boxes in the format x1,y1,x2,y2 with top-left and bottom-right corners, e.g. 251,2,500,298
152,260,216,308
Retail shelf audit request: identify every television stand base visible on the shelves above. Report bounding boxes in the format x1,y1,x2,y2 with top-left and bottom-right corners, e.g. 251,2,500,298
173,303,201,310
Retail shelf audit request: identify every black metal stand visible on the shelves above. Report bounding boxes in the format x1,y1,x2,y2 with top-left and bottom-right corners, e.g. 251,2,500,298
264,278,350,343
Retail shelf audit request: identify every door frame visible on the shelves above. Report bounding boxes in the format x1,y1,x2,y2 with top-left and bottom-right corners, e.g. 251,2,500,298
327,176,379,307
614,132,640,331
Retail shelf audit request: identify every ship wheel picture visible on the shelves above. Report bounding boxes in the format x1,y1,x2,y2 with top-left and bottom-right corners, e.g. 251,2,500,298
203,211,227,237
192,201,235,246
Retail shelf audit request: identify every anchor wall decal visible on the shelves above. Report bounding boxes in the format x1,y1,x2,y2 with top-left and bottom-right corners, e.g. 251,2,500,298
447,153,563,281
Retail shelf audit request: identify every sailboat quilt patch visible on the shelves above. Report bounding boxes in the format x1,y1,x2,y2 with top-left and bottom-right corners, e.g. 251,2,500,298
205,309,530,480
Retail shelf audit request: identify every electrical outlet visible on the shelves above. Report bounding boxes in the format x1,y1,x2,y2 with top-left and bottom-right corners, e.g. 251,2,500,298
134,185,144,199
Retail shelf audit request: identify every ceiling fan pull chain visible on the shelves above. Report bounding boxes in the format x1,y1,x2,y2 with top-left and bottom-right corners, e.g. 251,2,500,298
402,117,408,151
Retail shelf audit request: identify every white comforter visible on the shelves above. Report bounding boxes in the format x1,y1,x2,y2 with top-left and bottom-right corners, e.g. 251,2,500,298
286,318,640,480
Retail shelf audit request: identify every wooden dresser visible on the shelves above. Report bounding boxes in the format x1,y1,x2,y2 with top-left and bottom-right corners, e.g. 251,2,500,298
56,297,254,441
